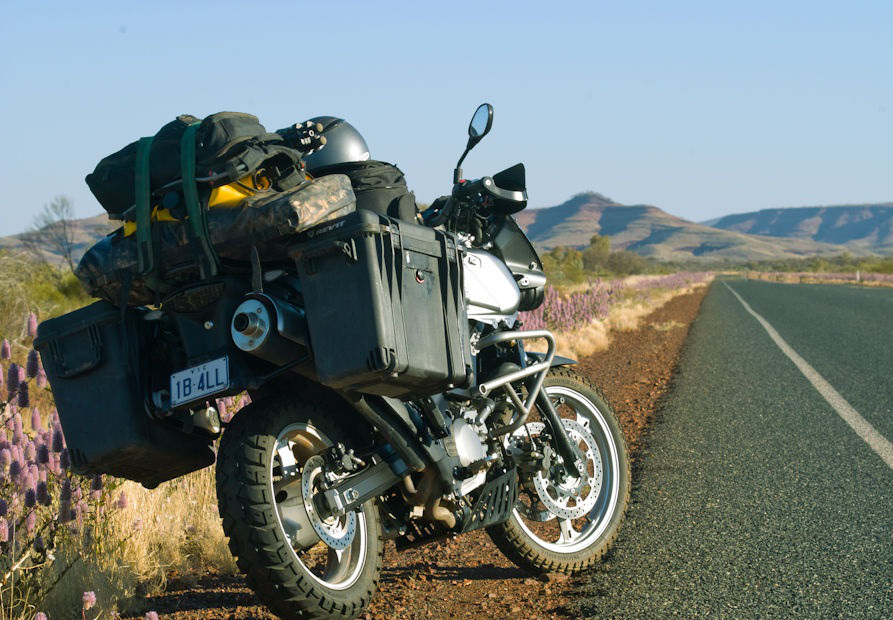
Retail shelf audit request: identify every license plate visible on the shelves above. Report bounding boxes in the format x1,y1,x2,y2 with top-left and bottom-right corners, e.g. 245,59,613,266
170,356,229,407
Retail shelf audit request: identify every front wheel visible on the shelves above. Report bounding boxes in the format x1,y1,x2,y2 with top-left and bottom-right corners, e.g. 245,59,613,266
216,394,383,620
487,367,630,574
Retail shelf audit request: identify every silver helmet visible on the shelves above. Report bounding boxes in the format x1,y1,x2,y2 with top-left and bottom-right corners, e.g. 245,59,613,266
302,116,370,173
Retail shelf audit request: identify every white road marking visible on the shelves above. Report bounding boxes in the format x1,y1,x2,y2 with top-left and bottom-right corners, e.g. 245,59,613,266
724,282,893,471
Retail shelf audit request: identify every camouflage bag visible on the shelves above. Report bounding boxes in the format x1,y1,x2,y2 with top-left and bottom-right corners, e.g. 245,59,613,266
76,174,356,305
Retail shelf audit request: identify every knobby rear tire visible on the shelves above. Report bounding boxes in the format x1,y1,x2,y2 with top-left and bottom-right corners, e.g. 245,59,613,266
216,394,384,620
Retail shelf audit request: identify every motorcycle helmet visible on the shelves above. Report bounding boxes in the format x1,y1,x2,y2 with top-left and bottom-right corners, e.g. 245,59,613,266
302,116,371,173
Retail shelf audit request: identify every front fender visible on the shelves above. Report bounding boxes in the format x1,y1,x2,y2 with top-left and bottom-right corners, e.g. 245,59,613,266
526,351,577,367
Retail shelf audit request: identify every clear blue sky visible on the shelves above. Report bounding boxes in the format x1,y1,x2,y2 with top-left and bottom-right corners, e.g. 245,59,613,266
1,0,890,236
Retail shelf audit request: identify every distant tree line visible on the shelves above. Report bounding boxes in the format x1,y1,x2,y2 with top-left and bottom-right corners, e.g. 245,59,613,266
732,253,893,274
541,235,673,284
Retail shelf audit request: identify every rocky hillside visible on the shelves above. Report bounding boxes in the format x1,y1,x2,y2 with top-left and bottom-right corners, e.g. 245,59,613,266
0,214,115,265
704,204,893,253
514,193,854,261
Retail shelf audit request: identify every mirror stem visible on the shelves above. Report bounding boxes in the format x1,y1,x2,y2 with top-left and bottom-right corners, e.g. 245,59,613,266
454,147,472,183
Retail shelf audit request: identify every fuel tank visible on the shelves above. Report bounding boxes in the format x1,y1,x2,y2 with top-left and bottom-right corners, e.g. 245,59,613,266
462,249,521,322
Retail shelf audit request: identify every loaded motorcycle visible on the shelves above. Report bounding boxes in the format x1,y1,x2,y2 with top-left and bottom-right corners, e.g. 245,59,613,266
36,104,629,619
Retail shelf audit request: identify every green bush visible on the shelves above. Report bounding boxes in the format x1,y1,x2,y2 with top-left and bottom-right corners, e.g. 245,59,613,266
0,251,91,340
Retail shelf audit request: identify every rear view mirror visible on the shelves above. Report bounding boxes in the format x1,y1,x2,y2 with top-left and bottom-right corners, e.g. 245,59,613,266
468,104,493,140
455,103,494,183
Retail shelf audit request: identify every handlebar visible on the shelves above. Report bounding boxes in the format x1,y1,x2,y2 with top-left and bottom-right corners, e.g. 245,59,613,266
453,176,526,203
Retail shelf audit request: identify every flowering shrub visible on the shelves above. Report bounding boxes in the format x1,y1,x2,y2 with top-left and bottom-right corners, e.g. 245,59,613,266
519,272,712,334
520,279,625,332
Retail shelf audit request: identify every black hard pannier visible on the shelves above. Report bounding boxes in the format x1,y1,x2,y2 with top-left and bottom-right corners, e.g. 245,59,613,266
76,174,356,305
86,112,304,219
33,302,216,487
310,160,418,222
291,210,471,398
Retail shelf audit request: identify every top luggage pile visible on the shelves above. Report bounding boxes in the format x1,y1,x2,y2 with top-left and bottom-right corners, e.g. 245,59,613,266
76,111,423,307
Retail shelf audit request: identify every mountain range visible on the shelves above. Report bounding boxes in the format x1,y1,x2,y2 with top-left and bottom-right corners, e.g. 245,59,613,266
703,204,893,254
512,193,876,262
2,193,891,265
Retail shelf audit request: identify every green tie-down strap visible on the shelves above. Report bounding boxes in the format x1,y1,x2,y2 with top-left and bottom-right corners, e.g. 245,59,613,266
134,136,170,295
180,123,220,278
135,136,154,277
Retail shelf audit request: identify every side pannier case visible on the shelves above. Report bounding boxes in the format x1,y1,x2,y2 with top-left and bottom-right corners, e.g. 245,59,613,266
34,302,215,487
291,210,471,398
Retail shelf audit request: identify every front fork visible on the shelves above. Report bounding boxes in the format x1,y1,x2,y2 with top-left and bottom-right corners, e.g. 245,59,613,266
535,389,586,478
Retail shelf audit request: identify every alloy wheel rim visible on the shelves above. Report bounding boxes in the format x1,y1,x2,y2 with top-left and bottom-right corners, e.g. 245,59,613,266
512,386,621,554
269,422,368,590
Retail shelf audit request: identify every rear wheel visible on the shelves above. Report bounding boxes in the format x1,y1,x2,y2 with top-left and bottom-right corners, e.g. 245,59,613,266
487,367,630,574
216,395,383,619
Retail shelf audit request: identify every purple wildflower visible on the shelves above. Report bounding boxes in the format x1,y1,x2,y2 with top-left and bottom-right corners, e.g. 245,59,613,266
31,407,42,431
116,491,128,510
36,366,47,388
0,517,7,542
91,474,103,492
17,382,29,408
27,312,38,339
24,441,36,463
216,397,229,422
25,510,36,535
7,363,19,393
82,590,97,610
58,500,72,523
12,412,24,445
75,499,87,527
144,612,160,620
9,459,22,480
59,448,70,470
0,448,10,469
52,430,65,453
24,488,36,509
34,613,47,620
46,452,56,474
37,481,50,506
60,479,72,501
17,365,24,384
37,443,49,464
33,535,45,552
0,498,6,517
26,349,39,378
0,339,10,359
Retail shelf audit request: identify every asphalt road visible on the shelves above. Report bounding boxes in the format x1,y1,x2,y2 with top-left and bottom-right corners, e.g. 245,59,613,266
575,279,893,619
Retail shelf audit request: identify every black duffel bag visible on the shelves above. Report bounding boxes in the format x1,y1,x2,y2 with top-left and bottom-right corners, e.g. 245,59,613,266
309,160,418,222
86,112,304,219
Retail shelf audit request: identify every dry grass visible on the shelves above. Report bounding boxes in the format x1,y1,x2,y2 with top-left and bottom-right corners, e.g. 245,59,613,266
37,468,235,617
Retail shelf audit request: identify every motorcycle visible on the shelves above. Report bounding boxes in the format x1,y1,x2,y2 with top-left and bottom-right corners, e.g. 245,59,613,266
44,104,630,619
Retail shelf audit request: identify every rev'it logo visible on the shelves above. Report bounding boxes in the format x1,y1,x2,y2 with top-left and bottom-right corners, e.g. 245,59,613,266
305,220,345,238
